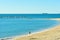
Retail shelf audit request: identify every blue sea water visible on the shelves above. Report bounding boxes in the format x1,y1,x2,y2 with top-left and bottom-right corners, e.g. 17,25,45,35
0,18,59,38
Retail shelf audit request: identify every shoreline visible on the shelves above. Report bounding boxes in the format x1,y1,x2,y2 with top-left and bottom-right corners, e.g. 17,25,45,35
13,25,58,38
0,19,60,40
0,24,59,39
13,25,60,40
0,25,58,38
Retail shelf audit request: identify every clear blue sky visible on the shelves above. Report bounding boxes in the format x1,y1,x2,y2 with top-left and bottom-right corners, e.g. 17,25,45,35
0,0,60,13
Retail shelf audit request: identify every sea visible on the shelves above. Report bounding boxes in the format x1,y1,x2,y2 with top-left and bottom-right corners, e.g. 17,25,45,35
0,14,60,38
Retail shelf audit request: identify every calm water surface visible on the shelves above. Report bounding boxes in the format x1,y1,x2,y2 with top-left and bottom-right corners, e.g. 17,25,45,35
0,18,59,38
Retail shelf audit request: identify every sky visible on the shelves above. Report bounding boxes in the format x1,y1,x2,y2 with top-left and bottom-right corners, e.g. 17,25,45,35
0,0,60,13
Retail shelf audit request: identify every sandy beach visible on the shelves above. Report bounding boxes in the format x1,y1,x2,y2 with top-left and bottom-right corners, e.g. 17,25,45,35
13,24,60,40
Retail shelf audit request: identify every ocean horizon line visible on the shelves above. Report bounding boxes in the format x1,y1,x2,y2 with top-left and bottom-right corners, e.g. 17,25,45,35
0,14,60,18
